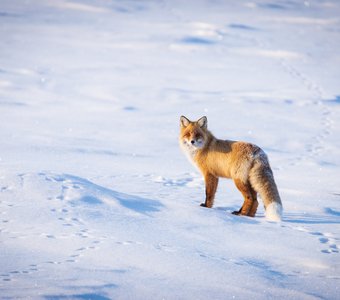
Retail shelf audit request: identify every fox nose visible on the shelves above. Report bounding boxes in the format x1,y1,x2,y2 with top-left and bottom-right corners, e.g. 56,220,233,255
191,140,195,145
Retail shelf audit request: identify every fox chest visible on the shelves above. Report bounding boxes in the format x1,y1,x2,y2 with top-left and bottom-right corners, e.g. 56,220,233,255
180,142,200,169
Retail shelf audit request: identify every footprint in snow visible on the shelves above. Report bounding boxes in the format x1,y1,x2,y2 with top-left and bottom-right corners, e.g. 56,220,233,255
1,264,40,282
297,228,339,254
152,174,203,188
317,233,339,254
155,243,177,252
40,172,163,214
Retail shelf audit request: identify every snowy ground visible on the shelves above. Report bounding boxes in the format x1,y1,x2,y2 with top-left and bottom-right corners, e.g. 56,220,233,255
1,0,340,299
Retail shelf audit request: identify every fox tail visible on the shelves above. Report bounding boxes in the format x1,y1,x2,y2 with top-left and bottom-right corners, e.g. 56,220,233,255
249,152,283,222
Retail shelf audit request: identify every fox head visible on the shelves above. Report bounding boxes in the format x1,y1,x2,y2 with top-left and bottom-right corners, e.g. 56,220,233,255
179,116,208,150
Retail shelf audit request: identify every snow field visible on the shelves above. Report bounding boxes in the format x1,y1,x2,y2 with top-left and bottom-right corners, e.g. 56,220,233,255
1,0,340,299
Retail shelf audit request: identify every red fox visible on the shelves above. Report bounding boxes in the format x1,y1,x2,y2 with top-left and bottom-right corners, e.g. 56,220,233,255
179,116,283,221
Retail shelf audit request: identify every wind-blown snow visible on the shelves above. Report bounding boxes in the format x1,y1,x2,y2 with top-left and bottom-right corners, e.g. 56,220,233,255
1,0,340,299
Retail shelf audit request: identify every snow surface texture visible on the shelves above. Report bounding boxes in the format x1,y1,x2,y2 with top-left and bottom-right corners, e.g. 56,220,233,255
1,0,340,299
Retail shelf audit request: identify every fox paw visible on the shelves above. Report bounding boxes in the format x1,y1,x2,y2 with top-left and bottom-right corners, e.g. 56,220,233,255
200,203,213,208
232,210,255,217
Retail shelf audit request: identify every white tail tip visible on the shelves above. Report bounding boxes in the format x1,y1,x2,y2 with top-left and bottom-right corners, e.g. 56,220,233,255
266,202,283,222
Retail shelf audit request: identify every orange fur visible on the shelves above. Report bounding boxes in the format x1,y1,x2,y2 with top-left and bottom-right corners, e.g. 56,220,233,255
179,116,283,221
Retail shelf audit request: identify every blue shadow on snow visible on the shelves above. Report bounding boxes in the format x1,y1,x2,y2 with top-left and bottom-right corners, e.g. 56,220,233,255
180,36,216,45
45,293,110,300
229,24,258,31
49,173,163,215
327,95,340,104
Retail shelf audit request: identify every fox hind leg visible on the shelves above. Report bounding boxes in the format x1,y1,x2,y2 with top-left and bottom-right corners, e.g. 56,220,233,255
232,179,257,217
248,186,258,217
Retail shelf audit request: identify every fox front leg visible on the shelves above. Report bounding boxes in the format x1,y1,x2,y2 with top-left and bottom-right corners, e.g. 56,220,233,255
201,173,219,208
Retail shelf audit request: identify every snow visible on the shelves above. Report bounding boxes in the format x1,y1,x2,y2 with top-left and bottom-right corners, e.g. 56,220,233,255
1,0,340,299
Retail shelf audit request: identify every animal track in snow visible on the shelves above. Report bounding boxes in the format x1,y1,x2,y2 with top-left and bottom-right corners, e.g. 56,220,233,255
289,225,339,255
40,172,163,215
155,243,178,253
279,60,332,166
152,173,203,188
0,172,118,283
316,232,339,254
1,264,40,282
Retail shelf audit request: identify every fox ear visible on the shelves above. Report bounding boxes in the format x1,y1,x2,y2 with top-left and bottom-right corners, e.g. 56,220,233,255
180,116,191,128
197,116,207,129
